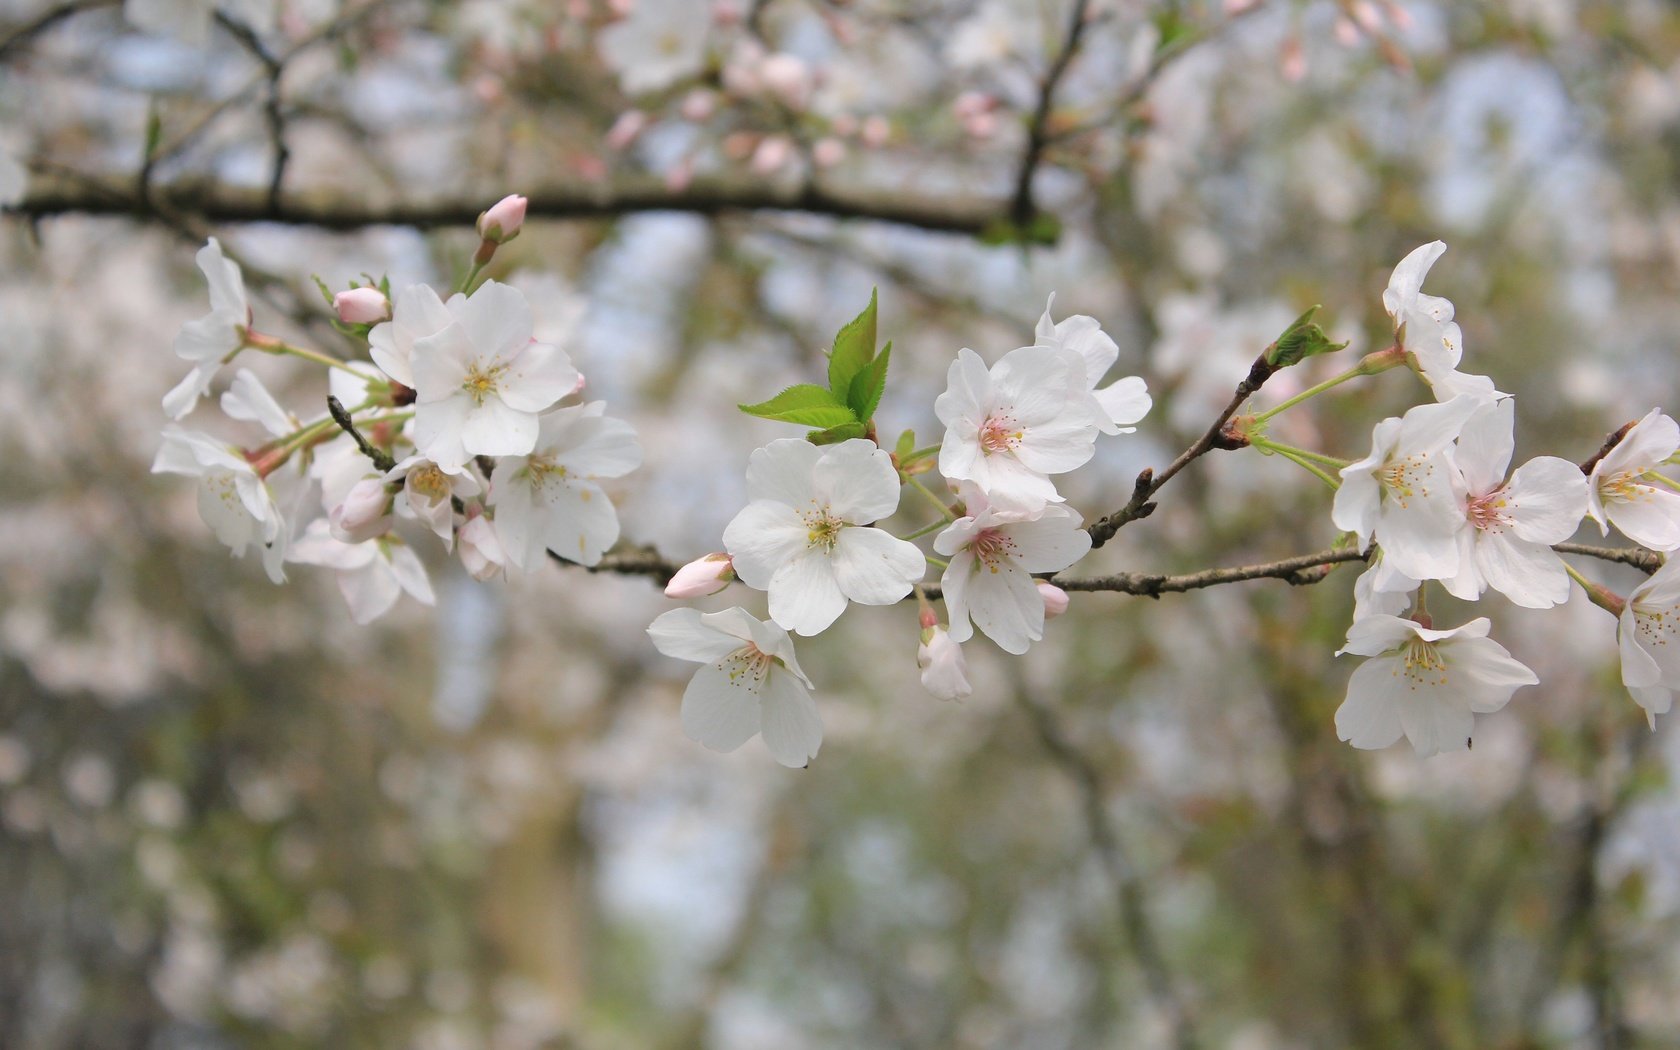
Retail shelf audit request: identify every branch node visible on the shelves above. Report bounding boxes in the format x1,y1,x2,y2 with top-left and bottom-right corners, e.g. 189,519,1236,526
327,394,396,473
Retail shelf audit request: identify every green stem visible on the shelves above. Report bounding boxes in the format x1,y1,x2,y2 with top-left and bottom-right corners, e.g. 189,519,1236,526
458,259,487,295
902,444,942,465
1565,561,1627,617
907,475,959,522
1251,437,1350,470
245,332,365,377
899,518,951,542
1645,471,1680,494
1253,345,1404,423
925,555,950,570
1268,445,1341,490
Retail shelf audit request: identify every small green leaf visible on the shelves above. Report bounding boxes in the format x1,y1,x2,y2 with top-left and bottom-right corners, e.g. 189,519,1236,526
1266,305,1348,368
827,289,878,397
894,429,916,461
739,384,859,428
846,341,891,422
807,421,869,445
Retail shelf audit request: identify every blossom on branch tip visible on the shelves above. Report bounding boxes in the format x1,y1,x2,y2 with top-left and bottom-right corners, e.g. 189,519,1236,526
1335,614,1537,757
1587,408,1680,552
666,554,735,598
330,476,394,544
477,194,527,244
723,438,925,636
647,607,822,768
935,345,1105,511
164,238,251,420
289,521,434,625
1618,556,1680,727
488,401,642,571
151,426,286,582
1038,581,1070,619
1035,295,1152,436
409,280,580,473
1381,241,1501,404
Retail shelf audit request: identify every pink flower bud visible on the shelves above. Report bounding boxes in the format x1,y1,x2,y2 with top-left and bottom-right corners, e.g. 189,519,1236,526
1333,17,1362,47
1280,36,1307,82
812,137,846,168
333,286,390,325
680,89,717,122
330,477,393,544
750,135,794,175
962,111,998,139
664,553,734,598
1038,582,1070,619
477,194,527,243
758,53,811,109
1223,0,1261,13
860,115,890,148
606,110,648,151
917,626,972,702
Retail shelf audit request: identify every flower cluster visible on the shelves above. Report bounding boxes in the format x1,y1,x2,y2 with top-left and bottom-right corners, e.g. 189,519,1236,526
152,196,642,624
1323,243,1679,753
652,293,1149,765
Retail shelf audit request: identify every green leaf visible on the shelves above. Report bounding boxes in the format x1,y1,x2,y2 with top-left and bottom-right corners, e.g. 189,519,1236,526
807,422,869,445
739,384,859,428
1266,305,1348,368
312,275,337,308
846,341,891,422
827,289,878,398
894,429,916,461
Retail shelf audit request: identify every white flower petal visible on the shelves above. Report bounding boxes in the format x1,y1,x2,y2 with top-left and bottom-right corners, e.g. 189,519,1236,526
830,526,924,605
767,548,848,636
722,500,809,588
757,671,823,768
680,664,763,754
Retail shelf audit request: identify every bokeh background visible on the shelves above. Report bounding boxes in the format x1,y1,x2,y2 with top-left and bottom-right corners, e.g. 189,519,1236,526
4,0,1680,1046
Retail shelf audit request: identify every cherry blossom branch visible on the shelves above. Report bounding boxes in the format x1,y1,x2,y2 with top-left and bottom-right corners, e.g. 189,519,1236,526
1554,542,1661,574
326,396,396,473
1578,420,1635,475
212,12,289,211
0,0,115,62
1087,353,1275,549
1008,0,1095,232
11,173,1003,237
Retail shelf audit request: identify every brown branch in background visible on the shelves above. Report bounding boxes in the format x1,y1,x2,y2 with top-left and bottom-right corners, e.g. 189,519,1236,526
12,173,1002,237
213,12,290,211
0,0,116,63
1088,354,1276,549
326,395,396,473
1008,0,1094,231
1554,542,1662,574
1579,420,1636,475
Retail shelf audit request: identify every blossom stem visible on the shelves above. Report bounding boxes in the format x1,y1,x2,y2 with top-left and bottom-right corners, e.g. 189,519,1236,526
925,555,950,569
1644,471,1680,494
1250,437,1349,470
907,475,958,522
1257,442,1341,489
457,259,488,295
899,518,951,542
1564,561,1627,617
243,330,366,376
1251,346,1404,423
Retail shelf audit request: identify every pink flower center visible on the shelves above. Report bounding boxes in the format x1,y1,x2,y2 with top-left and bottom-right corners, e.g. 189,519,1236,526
1466,487,1513,533
979,413,1023,456
969,527,1018,572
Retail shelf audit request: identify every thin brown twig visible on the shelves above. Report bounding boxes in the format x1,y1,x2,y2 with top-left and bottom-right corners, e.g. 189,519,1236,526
1554,542,1662,574
0,0,115,63
1008,0,1095,230
1579,420,1636,476
326,396,396,473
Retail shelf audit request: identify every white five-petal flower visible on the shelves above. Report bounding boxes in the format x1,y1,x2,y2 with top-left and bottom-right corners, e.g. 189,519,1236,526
596,0,711,96
935,345,1105,510
1333,396,1480,582
1440,398,1588,608
387,455,482,550
1335,615,1538,757
164,238,251,419
933,486,1091,655
723,438,925,636
1617,555,1680,728
647,607,823,768
489,401,642,571
369,284,455,390
1035,294,1152,436
409,280,580,473
288,520,435,625
1382,241,1501,404
1587,408,1680,552
151,426,286,582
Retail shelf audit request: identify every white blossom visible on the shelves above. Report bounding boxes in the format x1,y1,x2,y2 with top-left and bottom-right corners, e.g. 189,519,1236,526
488,402,642,571
935,345,1105,511
387,456,481,550
1333,396,1480,582
934,486,1091,654
164,238,250,419
152,427,286,582
457,512,505,581
1335,615,1537,756
647,607,823,768
917,625,973,702
1035,294,1152,435
723,438,925,636
369,285,454,389
1382,241,1501,404
1587,408,1680,551
596,0,711,96
219,369,294,438
1618,555,1680,727
1440,399,1588,608
288,521,434,624
409,280,580,473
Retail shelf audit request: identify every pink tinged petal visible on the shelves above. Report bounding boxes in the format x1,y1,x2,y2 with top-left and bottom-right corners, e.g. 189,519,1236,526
1336,659,1408,750
460,398,539,458
386,544,435,604
411,397,473,473
1628,686,1673,728
340,561,402,624
932,516,982,558
814,440,902,523
1396,687,1474,758
1475,533,1569,609
722,501,810,588
758,671,823,768
1094,376,1151,431
1003,514,1091,574
499,340,580,413
1607,486,1680,551
767,548,848,636
745,438,822,507
963,559,1044,655
1618,609,1664,689
1455,398,1514,495
1442,636,1538,709
679,664,763,754
972,454,1062,511
1383,241,1447,319
1602,409,1680,476
648,608,747,664
409,323,477,401
1502,457,1588,543
456,280,535,362
1332,471,1382,549
830,526,924,605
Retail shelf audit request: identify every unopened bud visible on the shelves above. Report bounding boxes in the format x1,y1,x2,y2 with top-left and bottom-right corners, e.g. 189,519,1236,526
333,287,390,325
477,193,528,244
917,626,973,702
1038,582,1070,619
664,553,735,598
330,477,394,543
758,53,811,110
458,513,505,581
